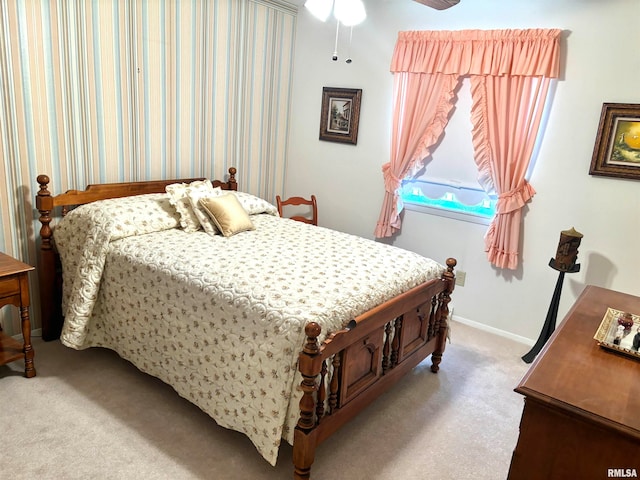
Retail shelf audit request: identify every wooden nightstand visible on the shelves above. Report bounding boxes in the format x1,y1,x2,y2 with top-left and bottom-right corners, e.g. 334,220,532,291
0,252,36,378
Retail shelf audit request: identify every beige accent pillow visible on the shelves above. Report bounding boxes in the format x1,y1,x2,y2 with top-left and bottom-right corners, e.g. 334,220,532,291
199,194,254,237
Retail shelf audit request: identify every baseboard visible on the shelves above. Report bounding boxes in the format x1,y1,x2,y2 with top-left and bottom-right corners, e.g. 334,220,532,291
451,314,534,347
11,328,42,342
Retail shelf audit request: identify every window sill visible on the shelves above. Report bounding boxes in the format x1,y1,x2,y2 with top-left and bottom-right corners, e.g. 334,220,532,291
403,201,494,226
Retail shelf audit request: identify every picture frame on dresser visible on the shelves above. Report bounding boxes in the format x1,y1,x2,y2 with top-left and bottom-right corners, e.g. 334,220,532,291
319,87,362,145
589,103,640,180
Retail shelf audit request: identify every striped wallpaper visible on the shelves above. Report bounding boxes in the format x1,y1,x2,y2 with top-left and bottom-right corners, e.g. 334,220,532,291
0,0,297,335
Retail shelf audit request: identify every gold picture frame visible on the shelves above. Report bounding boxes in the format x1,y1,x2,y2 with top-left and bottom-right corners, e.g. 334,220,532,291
589,103,640,180
319,87,362,145
593,307,640,360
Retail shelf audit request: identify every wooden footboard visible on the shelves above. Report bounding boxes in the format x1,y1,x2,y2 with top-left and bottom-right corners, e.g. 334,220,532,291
34,168,237,341
293,258,456,479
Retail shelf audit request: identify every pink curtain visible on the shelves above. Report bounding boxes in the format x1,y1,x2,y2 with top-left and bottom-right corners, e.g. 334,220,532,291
470,75,552,269
374,72,460,237
376,29,561,269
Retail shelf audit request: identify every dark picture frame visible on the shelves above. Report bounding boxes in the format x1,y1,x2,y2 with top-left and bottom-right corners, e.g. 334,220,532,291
319,87,362,145
589,103,640,180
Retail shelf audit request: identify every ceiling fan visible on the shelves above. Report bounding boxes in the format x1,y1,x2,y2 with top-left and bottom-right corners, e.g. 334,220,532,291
413,0,460,10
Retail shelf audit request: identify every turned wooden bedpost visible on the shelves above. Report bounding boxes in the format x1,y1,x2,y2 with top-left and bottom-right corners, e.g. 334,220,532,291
227,167,237,191
431,258,456,373
35,175,62,341
294,322,323,480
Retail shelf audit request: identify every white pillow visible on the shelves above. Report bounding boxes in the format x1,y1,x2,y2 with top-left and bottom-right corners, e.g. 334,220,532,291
166,180,214,232
186,184,224,235
230,191,279,216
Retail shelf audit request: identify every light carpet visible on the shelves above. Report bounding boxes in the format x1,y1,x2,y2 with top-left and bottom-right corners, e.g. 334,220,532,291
0,321,530,479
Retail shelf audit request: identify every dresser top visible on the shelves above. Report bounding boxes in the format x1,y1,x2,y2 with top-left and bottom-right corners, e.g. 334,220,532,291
516,285,640,438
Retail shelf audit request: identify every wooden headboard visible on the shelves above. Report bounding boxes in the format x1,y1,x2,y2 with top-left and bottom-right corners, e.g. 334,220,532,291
35,167,238,341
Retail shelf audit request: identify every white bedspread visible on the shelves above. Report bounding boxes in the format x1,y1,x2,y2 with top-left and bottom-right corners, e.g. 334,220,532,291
54,193,444,465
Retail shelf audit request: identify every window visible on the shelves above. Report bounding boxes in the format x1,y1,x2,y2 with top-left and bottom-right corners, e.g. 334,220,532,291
375,28,561,269
400,79,496,225
401,179,497,224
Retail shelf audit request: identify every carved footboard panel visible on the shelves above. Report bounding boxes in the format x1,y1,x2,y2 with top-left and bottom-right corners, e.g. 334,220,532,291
294,259,456,479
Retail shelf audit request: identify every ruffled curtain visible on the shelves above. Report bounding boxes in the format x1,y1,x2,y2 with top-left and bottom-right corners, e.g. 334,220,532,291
375,29,561,270
374,72,460,237
470,74,553,269
390,29,560,77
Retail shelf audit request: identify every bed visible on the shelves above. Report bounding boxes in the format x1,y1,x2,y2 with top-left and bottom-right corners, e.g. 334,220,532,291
34,167,456,479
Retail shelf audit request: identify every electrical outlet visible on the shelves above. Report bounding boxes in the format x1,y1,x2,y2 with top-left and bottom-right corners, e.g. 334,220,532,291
456,270,466,287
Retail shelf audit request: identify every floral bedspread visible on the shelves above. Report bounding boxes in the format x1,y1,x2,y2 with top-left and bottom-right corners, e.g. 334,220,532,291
53,193,444,465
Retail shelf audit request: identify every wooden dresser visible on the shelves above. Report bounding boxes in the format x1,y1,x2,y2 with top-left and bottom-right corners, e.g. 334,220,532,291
0,252,36,377
508,285,640,480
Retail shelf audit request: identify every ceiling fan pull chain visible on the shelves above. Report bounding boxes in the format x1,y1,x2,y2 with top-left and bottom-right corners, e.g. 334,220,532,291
332,20,340,61
346,26,353,63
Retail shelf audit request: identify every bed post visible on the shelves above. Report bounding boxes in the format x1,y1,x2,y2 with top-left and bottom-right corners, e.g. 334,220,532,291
35,175,62,341
430,257,456,373
293,322,323,480
227,167,237,190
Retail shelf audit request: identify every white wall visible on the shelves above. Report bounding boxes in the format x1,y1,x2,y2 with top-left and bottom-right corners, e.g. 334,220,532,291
285,0,640,343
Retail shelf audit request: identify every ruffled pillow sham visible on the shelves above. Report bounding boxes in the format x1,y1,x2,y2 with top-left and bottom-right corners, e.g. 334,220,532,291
186,184,224,235
166,179,222,233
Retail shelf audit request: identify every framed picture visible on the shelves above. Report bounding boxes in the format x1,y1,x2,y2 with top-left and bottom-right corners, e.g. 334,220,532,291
589,103,640,180
593,307,640,360
319,87,362,145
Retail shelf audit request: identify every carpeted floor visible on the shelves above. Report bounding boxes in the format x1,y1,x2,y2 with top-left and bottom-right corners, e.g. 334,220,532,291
0,321,530,480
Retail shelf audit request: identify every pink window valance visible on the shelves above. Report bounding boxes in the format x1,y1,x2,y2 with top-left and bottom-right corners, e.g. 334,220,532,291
391,29,561,77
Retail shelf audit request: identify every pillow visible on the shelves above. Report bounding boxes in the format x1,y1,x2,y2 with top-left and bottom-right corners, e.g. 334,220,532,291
166,180,214,232
231,191,279,216
186,184,223,235
199,194,255,237
111,193,182,239
57,193,181,243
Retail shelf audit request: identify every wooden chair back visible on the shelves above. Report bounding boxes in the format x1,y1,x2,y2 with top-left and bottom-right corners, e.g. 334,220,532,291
276,195,318,226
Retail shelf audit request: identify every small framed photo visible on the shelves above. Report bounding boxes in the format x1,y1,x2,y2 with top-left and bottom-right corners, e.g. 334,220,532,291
589,103,640,180
319,87,362,145
593,307,640,360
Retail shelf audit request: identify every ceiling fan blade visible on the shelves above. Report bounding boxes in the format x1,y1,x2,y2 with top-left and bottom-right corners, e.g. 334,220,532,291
413,0,460,10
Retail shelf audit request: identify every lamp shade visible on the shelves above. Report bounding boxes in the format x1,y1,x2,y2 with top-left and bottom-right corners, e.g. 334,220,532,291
334,0,366,26
305,0,333,22
305,0,366,26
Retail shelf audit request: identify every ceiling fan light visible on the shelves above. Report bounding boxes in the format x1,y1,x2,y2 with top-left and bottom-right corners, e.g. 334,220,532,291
304,0,334,22
334,0,366,26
